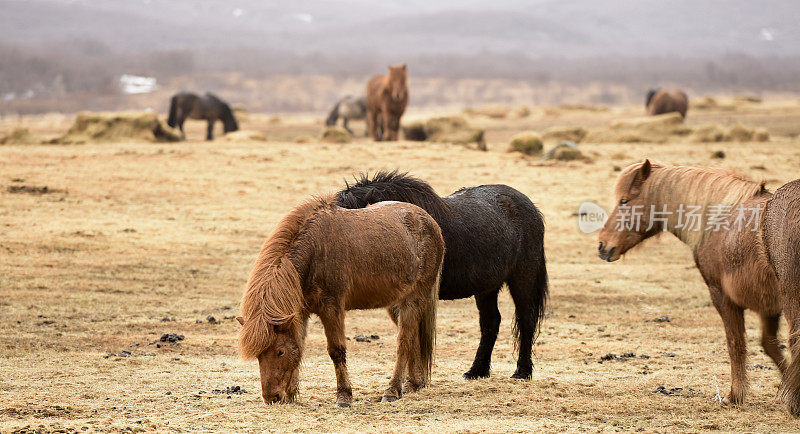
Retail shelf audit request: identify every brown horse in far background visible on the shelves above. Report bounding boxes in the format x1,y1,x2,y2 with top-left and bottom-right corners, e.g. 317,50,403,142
646,88,689,119
237,195,444,407
167,92,239,140
366,64,408,141
598,160,800,416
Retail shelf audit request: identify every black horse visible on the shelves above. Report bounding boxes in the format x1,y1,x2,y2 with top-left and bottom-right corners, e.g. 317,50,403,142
167,92,239,140
336,171,548,380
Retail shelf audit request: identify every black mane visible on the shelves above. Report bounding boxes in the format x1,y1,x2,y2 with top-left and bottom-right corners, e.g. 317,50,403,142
645,87,660,108
336,170,450,222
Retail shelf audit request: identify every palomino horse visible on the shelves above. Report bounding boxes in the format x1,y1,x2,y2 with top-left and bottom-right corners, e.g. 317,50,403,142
366,65,408,141
337,171,548,380
325,96,369,136
167,92,239,140
597,160,800,415
237,195,444,407
646,88,689,119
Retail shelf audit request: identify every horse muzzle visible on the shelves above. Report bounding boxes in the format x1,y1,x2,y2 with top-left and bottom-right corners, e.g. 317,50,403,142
597,242,618,262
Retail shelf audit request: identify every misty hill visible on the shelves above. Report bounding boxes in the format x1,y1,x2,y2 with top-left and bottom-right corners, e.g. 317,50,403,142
3,0,798,57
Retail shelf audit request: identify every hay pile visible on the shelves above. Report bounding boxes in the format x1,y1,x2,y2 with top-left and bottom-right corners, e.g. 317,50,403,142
222,130,267,142
319,126,351,144
542,141,588,162
542,126,588,143
402,116,485,149
0,127,41,145
581,113,770,144
56,112,183,144
584,112,690,143
463,105,511,119
508,132,543,156
690,123,769,143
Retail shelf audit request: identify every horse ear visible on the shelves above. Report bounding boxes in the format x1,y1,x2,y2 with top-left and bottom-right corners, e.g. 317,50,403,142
402,63,407,70
236,316,244,326
640,159,652,180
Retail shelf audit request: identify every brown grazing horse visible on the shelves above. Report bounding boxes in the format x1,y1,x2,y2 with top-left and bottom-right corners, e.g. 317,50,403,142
646,88,689,119
366,64,408,141
597,160,800,415
237,195,444,407
167,91,239,140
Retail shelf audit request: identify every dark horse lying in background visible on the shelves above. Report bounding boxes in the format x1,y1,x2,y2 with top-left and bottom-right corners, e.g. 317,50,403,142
167,92,239,140
325,96,369,136
336,171,548,380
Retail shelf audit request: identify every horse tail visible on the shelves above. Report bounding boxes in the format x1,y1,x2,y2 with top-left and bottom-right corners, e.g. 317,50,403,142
167,95,179,127
419,251,441,384
326,100,341,126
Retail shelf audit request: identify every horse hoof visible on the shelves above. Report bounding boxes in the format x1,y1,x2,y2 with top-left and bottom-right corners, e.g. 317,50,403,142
380,395,398,403
463,370,490,380
335,402,351,408
511,371,532,381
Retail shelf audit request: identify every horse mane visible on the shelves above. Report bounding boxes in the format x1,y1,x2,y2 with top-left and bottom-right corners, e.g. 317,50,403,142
620,161,766,249
336,170,449,222
646,88,660,107
238,194,334,360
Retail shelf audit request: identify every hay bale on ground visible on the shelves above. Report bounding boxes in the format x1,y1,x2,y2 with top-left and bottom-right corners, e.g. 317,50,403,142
0,126,41,145
223,130,267,142
510,106,531,119
692,96,718,110
423,116,485,148
320,126,351,143
508,132,543,156
690,124,728,142
57,111,182,144
754,128,770,142
584,112,689,143
463,105,511,119
727,124,754,142
542,126,588,143
542,141,586,161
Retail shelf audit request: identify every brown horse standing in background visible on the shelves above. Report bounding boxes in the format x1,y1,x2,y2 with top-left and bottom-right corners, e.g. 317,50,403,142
597,160,800,416
237,195,444,407
646,88,689,119
366,64,408,141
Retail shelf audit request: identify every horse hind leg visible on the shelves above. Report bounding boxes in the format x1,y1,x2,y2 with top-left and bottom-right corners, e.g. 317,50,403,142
382,300,421,402
342,118,354,136
508,263,548,380
778,263,800,416
760,313,786,374
463,289,501,380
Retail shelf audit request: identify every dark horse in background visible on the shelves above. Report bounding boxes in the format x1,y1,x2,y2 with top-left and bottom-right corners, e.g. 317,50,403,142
167,92,239,140
326,96,370,136
336,171,548,380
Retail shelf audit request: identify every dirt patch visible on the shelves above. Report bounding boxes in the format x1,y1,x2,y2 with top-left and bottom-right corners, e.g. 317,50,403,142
7,185,64,195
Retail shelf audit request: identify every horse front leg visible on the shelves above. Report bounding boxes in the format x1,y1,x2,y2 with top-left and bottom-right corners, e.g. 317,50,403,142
367,108,380,141
709,285,748,405
342,118,354,136
318,307,352,407
206,120,214,141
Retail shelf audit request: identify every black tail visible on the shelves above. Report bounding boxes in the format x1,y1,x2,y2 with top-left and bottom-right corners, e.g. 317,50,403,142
167,95,179,127
335,170,450,222
326,101,341,126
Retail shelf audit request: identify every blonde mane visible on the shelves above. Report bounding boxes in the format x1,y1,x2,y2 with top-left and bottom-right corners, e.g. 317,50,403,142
238,194,334,360
618,162,766,249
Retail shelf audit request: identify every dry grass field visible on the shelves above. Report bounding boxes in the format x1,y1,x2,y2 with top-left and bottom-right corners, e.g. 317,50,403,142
3,101,800,432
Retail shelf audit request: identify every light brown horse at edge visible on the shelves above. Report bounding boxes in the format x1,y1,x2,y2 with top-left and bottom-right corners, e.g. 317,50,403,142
236,195,444,407
366,64,408,141
597,159,800,416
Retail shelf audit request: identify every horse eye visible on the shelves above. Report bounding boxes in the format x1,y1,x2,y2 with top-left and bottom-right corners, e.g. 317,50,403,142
277,350,284,357
619,199,629,205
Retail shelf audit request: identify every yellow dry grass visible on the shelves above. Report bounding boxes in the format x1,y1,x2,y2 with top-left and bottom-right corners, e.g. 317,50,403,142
2,104,800,432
